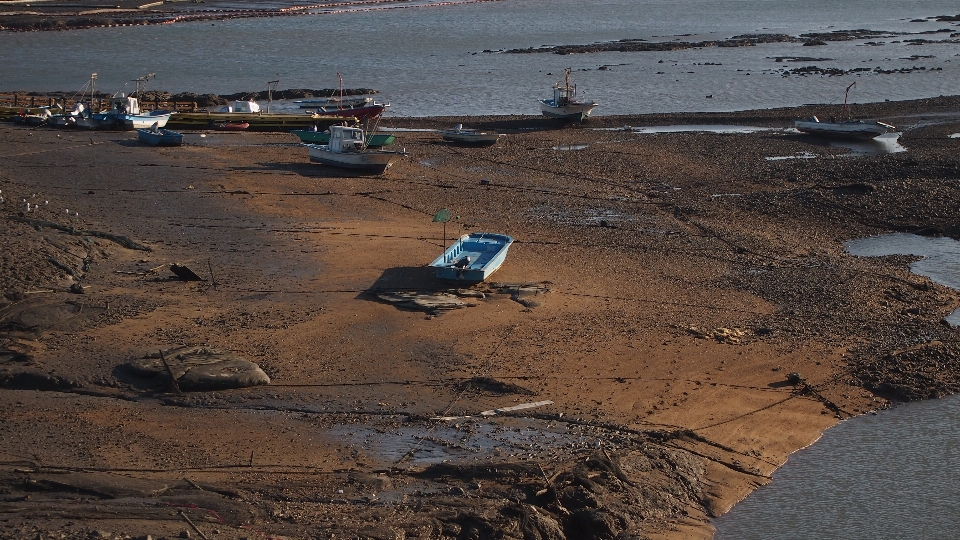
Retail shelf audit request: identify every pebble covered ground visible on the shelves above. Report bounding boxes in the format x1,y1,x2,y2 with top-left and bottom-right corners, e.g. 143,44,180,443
1,96,959,539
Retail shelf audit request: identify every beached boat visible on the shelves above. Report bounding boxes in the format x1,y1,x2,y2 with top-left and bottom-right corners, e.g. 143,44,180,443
429,232,514,282
439,124,501,146
304,73,389,120
12,107,53,126
539,68,598,122
794,83,896,140
294,95,374,109
92,95,173,130
136,123,183,146
292,128,395,147
313,100,388,120
304,124,406,174
794,116,896,140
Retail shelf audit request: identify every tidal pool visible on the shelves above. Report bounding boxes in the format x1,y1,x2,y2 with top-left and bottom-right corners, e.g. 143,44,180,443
845,232,960,325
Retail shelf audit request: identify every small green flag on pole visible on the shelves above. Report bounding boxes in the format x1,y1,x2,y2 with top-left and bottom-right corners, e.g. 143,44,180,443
433,208,452,223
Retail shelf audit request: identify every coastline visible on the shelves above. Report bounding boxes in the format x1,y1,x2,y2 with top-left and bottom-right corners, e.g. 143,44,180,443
1,96,960,539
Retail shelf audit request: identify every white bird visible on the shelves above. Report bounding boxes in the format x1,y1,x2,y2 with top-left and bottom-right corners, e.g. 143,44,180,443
65,208,70,213
43,200,48,205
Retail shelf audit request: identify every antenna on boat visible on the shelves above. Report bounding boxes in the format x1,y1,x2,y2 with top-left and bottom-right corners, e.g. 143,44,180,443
266,78,280,113
132,73,155,100
89,73,97,103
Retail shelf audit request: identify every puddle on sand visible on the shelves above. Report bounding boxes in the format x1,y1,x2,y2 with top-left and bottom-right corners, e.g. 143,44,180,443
766,151,818,161
846,232,960,325
328,416,604,466
950,133,960,139
602,124,780,134
551,144,589,151
830,133,906,155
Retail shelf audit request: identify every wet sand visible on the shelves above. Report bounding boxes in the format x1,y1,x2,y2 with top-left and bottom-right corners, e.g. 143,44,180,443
2,97,960,539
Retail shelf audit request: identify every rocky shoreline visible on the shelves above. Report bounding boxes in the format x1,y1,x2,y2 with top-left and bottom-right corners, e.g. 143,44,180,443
1,96,960,539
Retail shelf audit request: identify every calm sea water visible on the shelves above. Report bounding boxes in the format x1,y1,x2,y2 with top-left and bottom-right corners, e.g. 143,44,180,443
713,393,960,539
2,0,959,116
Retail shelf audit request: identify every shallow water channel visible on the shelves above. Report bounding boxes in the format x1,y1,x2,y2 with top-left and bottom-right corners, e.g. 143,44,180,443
714,232,960,538
712,393,960,539
846,232,960,325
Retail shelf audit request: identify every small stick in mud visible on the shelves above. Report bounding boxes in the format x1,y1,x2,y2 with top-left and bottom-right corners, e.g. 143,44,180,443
159,350,183,395
178,510,208,540
207,259,217,291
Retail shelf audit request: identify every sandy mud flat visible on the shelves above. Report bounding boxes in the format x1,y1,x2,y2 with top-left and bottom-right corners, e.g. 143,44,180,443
2,96,960,539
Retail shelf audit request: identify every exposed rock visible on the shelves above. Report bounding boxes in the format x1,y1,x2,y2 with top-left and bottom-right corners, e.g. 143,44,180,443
128,346,270,391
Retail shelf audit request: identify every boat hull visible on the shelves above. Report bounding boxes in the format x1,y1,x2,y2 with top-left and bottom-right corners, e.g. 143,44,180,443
120,111,173,130
305,143,405,174
440,130,501,146
315,104,387,120
794,119,895,140
429,232,514,282
292,130,395,147
539,100,597,122
137,128,183,146
166,113,346,132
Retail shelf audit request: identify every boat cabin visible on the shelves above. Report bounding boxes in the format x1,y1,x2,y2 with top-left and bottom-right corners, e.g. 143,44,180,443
328,124,367,153
219,100,262,113
552,83,575,107
110,94,141,115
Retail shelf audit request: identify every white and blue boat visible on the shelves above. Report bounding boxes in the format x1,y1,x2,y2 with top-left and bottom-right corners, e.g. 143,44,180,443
429,232,514,282
137,123,183,146
92,94,174,130
539,68,598,122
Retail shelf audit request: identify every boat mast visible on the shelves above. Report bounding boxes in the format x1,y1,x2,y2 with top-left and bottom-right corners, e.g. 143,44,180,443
842,82,856,121
337,72,344,110
266,78,279,113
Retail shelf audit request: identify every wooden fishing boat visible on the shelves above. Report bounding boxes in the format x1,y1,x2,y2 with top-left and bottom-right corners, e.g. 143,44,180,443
137,123,183,146
314,101,389,120
294,95,374,109
304,124,406,174
12,107,53,126
91,95,173,130
539,68,598,122
292,129,395,147
795,82,896,140
429,232,514,282
300,73,389,121
439,124,501,146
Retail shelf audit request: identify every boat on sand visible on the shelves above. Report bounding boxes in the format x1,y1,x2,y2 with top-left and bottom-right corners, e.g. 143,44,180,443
304,124,406,174
137,122,183,146
539,68,598,122
794,83,896,140
439,124,501,146
292,128,395,147
429,232,514,282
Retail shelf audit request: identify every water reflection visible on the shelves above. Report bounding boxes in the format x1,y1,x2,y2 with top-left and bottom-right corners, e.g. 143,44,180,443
620,125,780,134
829,132,905,155
845,232,960,324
